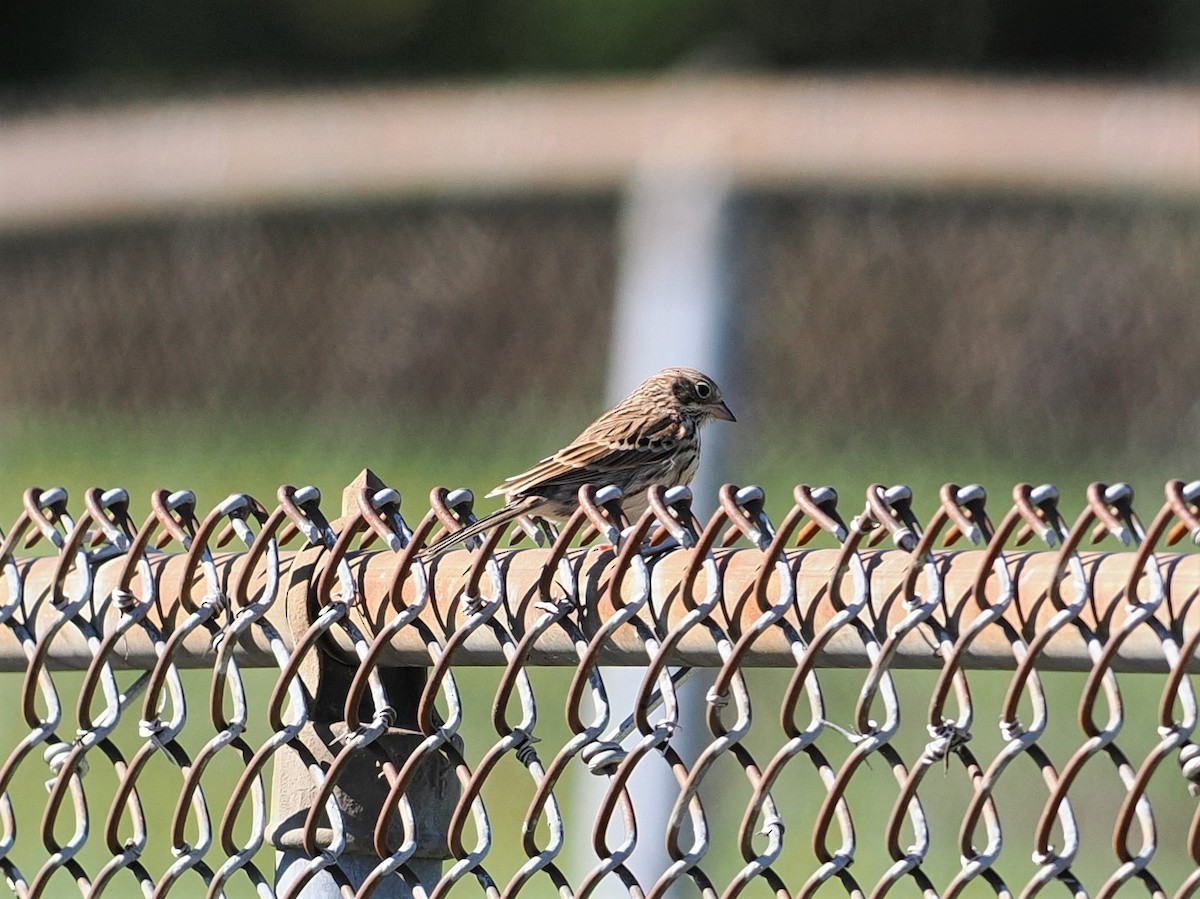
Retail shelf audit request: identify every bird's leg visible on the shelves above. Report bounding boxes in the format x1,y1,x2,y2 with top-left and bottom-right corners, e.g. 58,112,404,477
639,523,684,558
512,514,559,548
534,515,559,546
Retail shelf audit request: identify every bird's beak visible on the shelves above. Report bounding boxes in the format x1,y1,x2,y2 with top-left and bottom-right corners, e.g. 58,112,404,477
709,401,736,422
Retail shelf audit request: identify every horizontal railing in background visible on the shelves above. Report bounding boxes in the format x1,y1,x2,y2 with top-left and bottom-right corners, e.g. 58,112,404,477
2,76,1200,230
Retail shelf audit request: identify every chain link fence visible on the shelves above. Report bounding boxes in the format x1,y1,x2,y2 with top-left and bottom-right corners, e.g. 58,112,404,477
1,472,1198,897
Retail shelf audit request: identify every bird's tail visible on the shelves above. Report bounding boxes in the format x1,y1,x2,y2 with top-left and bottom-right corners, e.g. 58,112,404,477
418,499,534,560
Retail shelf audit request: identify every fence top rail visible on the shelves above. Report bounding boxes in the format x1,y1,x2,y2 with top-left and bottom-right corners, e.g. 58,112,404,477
2,75,1199,230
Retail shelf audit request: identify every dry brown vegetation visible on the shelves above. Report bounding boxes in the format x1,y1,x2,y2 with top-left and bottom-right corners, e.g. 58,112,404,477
2,191,1198,461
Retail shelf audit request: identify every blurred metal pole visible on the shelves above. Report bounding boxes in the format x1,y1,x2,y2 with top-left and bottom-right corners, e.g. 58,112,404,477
575,163,737,896
606,167,736,434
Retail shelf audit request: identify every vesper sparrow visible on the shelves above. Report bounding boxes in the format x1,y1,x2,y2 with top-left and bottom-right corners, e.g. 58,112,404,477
422,367,735,557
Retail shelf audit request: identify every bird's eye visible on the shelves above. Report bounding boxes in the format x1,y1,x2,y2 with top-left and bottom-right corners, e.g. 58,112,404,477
695,381,712,399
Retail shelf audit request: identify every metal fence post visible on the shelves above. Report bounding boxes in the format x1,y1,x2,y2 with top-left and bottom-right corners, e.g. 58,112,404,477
268,472,459,898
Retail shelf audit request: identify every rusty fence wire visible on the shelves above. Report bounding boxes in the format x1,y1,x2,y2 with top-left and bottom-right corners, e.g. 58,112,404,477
0,471,1199,898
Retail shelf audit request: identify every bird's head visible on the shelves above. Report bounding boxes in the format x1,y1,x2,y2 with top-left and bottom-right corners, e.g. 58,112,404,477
660,367,736,424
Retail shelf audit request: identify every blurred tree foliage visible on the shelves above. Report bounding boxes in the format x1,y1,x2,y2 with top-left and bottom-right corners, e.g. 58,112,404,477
2,0,1198,96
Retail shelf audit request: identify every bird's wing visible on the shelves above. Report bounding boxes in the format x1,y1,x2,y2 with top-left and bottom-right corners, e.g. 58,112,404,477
487,412,683,499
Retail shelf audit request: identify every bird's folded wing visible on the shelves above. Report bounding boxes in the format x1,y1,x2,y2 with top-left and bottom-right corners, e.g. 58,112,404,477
486,425,681,499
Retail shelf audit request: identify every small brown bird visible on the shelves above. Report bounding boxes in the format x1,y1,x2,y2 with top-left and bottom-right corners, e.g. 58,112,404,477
422,367,735,557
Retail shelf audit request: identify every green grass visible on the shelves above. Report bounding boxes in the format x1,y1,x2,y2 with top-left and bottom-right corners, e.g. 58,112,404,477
0,404,565,528
1,404,1190,532
0,407,1196,897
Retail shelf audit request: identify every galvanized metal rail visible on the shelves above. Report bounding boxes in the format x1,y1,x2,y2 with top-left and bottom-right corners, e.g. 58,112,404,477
0,471,1198,898
4,77,1200,231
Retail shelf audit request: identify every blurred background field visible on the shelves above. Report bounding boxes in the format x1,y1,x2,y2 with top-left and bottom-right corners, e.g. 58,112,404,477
3,1,1200,896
